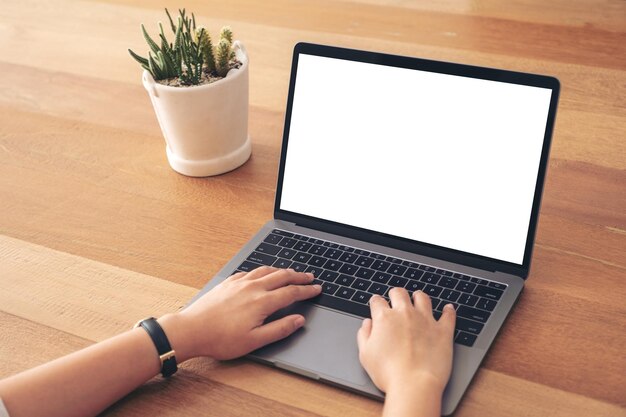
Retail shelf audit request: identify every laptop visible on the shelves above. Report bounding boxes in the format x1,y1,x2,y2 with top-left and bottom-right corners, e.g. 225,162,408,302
191,42,560,415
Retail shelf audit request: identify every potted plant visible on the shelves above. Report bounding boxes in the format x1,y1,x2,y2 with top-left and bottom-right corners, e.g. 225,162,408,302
128,9,251,177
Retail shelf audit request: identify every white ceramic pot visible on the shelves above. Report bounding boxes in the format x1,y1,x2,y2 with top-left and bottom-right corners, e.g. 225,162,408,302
142,41,251,177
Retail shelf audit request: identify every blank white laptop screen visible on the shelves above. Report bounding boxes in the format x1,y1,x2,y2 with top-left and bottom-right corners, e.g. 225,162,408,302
280,54,553,265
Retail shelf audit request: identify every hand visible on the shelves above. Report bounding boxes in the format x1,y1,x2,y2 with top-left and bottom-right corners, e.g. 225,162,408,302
159,267,322,361
357,288,456,395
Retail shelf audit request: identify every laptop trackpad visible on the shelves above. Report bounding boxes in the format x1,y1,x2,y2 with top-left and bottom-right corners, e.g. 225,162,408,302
251,301,375,389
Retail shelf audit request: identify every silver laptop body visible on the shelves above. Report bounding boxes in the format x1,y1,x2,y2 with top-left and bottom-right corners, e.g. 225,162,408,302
191,43,560,415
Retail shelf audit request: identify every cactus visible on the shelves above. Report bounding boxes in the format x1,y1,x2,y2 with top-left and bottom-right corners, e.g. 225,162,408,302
219,26,236,60
194,26,216,72
216,38,232,77
128,9,238,85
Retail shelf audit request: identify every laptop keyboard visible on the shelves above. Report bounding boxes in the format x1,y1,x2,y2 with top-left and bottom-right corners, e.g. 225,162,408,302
233,229,508,347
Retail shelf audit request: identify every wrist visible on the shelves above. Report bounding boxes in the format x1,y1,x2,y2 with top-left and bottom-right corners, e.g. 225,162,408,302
157,313,196,363
387,371,447,397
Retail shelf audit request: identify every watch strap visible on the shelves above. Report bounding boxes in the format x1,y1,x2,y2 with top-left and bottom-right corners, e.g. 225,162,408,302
135,317,178,377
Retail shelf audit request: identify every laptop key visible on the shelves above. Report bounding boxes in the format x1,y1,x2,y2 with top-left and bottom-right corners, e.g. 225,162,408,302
336,287,356,299
339,263,359,275
247,252,277,266
325,249,343,259
294,241,312,252
272,258,292,269
440,277,459,288
354,249,370,256
389,276,408,288
319,270,339,282
369,253,386,260
476,297,497,312
489,282,507,290
264,234,283,245
458,293,479,307
424,285,443,297
355,267,375,280
312,294,370,318
293,252,312,263
371,260,391,272
351,278,372,291
323,259,344,271
321,282,339,295
457,305,491,323
277,237,298,248
437,269,453,276
405,280,425,292
272,229,294,237
277,248,297,259
474,285,503,300
369,283,389,296
456,317,484,334
336,274,355,286
372,271,391,284
305,266,324,277
351,291,372,304
456,281,476,293
238,260,262,272
308,245,327,255
404,268,424,280
455,331,477,347
386,256,402,264
308,256,327,267
388,264,407,276
441,289,461,302
256,242,281,255
356,256,374,267
470,277,489,286
290,262,307,272
421,272,441,285
339,252,358,263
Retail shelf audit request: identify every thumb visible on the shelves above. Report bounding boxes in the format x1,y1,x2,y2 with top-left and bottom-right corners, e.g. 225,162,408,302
250,314,305,350
439,303,457,337
356,318,372,352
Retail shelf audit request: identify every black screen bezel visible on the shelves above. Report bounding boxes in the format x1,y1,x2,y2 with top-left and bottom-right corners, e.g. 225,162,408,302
274,42,560,278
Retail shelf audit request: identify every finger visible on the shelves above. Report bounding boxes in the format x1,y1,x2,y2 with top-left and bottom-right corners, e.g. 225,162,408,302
265,283,322,311
357,318,372,352
369,294,389,319
249,314,306,350
228,271,248,280
438,303,457,336
241,266,279,281
259,268,315,290
388,287,411,309
412,290,433,316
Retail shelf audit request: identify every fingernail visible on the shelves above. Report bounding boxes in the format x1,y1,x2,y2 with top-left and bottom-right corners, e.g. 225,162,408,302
306,272,315,279
313,284,322,291
444,303,455,311
294,316,305,329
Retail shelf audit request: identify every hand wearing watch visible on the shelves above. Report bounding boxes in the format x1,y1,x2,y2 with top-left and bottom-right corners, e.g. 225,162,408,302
134,317,178,377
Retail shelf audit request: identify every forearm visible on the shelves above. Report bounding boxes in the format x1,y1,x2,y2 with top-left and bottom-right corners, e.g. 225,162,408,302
382,374,444,417
0,314,188,417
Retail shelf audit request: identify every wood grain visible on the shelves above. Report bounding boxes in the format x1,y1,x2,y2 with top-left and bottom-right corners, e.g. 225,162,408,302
0,0,624,415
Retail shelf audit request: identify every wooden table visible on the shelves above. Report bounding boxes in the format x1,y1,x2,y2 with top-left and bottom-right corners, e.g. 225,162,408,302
0,1,624,415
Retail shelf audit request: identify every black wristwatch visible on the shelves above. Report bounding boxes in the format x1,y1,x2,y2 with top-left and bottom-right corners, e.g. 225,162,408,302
134,317,178,377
